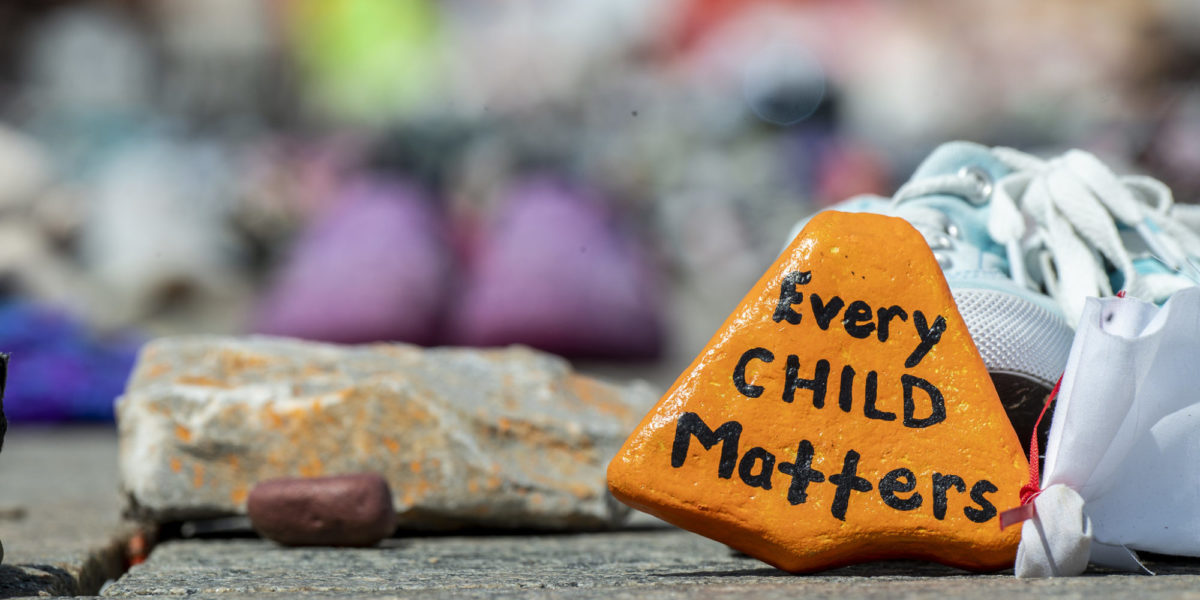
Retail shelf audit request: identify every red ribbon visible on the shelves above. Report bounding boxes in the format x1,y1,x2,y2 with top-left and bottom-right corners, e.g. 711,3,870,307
998,291,1126,529
999,375,1062,529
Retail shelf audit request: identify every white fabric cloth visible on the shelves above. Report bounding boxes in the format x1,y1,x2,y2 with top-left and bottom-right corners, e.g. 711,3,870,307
1015,484,1146,577
1015,484,1092,578
1016,287,1200,577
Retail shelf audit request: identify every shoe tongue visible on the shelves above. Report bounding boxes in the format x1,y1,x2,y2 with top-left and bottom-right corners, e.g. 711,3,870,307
896,141,1011,267
907,141,1013,185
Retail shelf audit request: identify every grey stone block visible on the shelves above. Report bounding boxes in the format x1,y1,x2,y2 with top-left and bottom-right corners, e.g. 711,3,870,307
117,336,656,530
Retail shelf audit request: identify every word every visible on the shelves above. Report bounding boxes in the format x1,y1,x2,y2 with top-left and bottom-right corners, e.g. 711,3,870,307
672,412,999,523
772,270,946,368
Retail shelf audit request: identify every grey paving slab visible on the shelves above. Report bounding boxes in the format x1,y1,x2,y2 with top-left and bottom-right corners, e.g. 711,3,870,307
0,426,140,598
101,528,1200,599
5,427,1200,599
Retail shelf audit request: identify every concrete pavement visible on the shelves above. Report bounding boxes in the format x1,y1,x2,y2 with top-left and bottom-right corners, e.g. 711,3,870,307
5,426,1200,599
0,427,140,597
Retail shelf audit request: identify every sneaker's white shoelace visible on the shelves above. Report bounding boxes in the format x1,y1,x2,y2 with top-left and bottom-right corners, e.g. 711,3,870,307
890,148,1200,326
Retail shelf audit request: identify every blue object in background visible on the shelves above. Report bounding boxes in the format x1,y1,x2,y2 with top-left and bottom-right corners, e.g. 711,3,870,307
0,302,141,422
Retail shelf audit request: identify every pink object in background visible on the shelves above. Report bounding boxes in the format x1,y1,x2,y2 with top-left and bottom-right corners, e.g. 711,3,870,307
451,178,664,360
253,177,449,345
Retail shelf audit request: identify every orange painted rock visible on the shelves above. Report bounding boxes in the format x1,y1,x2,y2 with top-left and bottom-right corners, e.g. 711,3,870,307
607,211,1028,572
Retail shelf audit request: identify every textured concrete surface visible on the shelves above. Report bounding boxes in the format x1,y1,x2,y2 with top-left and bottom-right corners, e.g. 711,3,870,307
101,527,1200,599
6,426,1200,599
0,426,139,598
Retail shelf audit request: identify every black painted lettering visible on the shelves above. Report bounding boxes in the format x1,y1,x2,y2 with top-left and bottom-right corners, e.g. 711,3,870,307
876,305,908,343
838,365,855,413
964,479,999,523
902,374,946,428
931,473,966,520
773,271,811,325
878,468,922,511
738,447,776,490
671,413,742,479
906,311,947,368
842,300,876,339
828,450,873,521
733,347,774,398
784,356,829,408
809,294,845,330
777,440,825,505
862,371,895,421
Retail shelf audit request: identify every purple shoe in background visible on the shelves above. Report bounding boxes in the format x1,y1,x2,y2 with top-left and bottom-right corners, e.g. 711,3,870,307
0,302,140,423
451,177,664,359
253,177,449,345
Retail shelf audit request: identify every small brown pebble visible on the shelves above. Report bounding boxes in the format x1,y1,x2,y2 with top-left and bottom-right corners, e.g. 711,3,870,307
247,473,396,547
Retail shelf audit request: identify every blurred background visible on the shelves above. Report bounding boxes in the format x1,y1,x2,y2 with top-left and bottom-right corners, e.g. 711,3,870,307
0,0,1197,422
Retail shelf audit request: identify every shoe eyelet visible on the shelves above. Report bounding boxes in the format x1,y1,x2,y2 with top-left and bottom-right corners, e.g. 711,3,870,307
957,166,994,205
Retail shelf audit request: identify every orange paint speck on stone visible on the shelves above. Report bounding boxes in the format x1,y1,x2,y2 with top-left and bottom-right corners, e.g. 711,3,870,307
568,482,595,500
299,458,324,478
192,464,205,488
170,457,183,473
571,375,633,420
143,362,170,379
384,438,400,453
269,410,283,429
175,375,232,389
175,425,192,443
607,211,1028,573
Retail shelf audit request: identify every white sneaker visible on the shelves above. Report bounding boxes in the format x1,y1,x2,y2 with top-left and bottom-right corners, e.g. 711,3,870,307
789,141,1200,443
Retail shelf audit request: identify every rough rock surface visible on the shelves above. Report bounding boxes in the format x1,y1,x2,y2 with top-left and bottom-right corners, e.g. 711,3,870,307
248,473,396,547
117,336,655,530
